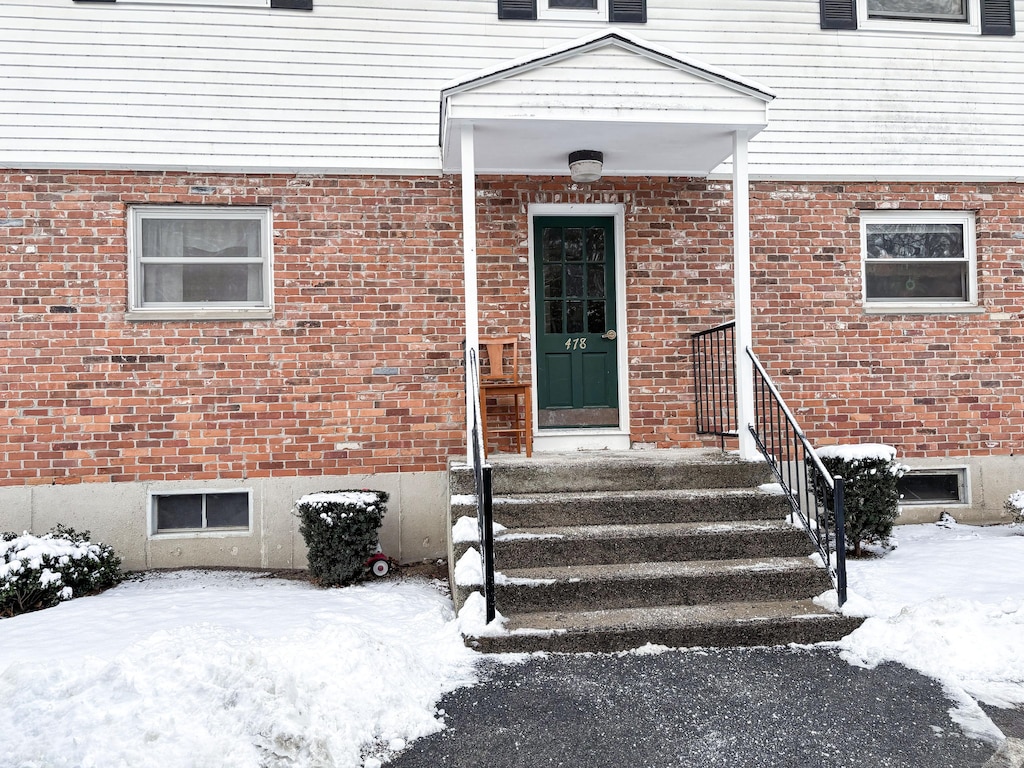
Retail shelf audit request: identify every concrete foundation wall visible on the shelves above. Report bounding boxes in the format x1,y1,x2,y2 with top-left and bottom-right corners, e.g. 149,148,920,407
896,455,1024,526
0,471,448,572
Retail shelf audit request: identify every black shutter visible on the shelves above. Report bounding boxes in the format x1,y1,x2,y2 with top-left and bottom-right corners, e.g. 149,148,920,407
981,0,1015,35
498,0,537,20
820,0,857,29
271,0,313,8
609,0,646,23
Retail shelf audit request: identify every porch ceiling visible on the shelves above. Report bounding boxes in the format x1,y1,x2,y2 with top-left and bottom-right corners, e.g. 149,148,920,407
440,31,775,177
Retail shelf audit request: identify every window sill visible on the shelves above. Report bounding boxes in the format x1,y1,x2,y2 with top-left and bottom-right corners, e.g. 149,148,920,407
126,308,274,322
863,304,985,315
150,527,252,540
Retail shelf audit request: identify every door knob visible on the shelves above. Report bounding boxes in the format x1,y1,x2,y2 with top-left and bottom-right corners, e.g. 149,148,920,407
601,330,617,340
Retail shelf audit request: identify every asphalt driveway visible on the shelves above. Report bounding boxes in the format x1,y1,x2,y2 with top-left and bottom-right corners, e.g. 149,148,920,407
387,646,1003,768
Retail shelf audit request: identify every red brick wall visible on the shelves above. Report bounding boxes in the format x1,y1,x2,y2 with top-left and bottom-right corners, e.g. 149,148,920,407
749,181,1024,459
0,171,466,484
2,172,1022,487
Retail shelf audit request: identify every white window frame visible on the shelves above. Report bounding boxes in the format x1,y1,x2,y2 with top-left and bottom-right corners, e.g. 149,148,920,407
539,0,606,22
858,0,981,34
101,1,284,7
897,467,970,506
148,488,253,539
861,210,978,313
127,205,274,321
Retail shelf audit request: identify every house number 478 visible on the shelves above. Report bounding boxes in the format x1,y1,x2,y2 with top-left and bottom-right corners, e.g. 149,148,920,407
564,337,587,350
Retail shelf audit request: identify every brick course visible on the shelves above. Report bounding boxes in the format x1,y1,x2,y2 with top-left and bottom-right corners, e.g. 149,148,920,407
2,171,1022,487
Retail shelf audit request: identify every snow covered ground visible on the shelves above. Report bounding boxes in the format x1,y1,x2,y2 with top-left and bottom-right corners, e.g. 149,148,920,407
833,520,1024,743
1,520,1022,766
0,571,477,768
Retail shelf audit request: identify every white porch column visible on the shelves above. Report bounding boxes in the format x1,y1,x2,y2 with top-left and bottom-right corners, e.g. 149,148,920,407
732,130,757,460
461,124,482,466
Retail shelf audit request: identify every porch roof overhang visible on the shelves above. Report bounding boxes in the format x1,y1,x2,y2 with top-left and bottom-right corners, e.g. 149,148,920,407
440,31,775,177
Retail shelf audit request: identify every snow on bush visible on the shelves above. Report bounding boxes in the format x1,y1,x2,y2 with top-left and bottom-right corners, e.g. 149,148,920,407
0,525,122,617
1005,490,1024,528
817,443,907,557
296,490,388,587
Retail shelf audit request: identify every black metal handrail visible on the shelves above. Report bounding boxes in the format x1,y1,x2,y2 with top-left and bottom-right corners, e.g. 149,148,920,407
690,321,847,606
691,321,738,444
465,343,496,623
746,350,848,606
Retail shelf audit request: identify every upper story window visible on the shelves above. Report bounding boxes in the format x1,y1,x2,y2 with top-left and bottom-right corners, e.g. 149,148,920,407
820,0,1013,34
860,210,977,311
74,0,312,9
127,206,273,321
867,0,967,21
498,0,645,23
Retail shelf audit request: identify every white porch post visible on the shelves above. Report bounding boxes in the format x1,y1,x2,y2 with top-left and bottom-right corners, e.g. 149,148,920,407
732,130,757,460
461,124,482,466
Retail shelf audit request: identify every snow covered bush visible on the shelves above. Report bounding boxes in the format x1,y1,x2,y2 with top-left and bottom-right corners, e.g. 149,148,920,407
817,444,906,557
296,490,388,587
1004,490,1024,528
0,525,122,618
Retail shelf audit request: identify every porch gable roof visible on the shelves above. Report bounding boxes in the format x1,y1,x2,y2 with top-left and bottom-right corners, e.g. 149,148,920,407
440,30,774,177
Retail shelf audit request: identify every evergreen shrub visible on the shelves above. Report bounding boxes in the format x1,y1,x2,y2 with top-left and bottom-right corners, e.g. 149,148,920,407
296,489,388,586
1,525,123,618
817,444,906,557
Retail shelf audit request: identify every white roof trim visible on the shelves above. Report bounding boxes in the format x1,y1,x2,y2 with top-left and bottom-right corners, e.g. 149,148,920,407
441,29,776,104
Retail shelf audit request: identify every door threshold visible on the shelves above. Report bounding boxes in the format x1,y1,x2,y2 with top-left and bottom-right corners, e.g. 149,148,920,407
533,430,630,453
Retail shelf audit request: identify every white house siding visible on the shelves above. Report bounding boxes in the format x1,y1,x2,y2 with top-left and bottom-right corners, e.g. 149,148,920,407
1,0,1023,179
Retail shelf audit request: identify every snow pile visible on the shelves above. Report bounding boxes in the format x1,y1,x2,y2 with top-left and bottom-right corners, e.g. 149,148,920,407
836,522,1024,742
0,571,478,768
817,443,897,462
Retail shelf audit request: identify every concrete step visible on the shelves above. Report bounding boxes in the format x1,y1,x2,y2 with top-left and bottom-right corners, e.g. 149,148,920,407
451,487,790,528
449,449,772,496
467,599,863,654
453,520,814,569
456,556,830,615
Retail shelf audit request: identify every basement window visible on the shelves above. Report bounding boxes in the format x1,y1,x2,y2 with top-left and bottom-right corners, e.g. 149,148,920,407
897,468,968,505
150,490,252,536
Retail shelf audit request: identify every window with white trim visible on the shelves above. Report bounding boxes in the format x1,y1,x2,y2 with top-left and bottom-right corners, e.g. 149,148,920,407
75,0,312,9
820,0,1014,35
861,211,977,309
128,206,273,319
150,490,252,535
541,0,606,21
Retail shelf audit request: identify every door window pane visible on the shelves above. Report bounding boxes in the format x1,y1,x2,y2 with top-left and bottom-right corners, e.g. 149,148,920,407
545,301,563,334
587,267,605,297
586,227,605,262
587,301,606,333
543,265,563,299
565,264,585,298
566,301,584,333
543,227,563,262
564,229,584,261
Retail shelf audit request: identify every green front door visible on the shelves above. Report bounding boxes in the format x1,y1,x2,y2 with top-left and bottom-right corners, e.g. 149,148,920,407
533,216,619,428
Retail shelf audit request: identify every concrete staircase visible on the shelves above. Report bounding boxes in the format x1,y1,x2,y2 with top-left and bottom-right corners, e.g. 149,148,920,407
448,449,860,653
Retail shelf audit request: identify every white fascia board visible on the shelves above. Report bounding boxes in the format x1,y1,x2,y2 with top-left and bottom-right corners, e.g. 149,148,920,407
441,30,776,105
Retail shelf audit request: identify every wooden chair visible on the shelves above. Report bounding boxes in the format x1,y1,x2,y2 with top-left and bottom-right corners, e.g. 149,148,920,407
479,336,533,458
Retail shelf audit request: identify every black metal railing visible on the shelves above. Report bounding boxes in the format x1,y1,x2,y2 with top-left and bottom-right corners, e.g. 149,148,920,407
691,321,738,444
690,322,847,606
465,343,496,623
747,351,847,606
